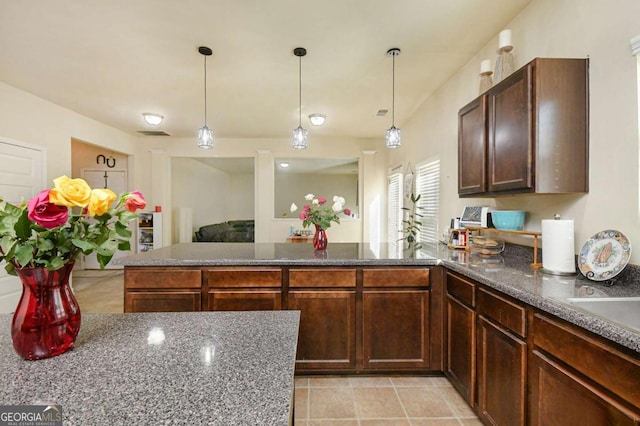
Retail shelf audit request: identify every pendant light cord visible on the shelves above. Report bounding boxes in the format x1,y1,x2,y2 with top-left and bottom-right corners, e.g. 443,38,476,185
298,54,302,127
392,52,396,126
203,55,208,126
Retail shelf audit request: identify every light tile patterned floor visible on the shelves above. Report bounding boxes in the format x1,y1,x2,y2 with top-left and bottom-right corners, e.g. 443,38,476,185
294,376,481,425
74,270,482,425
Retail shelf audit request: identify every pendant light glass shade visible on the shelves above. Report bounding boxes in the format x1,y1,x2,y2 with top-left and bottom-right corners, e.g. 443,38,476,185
293,47,308,149
385,48,401,149
197,125,214,148
386,126,402,149
293,126,308,149
197,46,214,149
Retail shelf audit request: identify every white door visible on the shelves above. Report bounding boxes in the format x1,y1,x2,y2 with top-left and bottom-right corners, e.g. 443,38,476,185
0,138,46,313
81,169,130,269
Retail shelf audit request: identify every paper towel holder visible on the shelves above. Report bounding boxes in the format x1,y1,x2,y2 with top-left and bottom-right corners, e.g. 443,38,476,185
540,214,577,276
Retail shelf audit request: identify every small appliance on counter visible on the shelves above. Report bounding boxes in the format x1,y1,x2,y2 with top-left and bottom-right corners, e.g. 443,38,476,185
459,206,492,228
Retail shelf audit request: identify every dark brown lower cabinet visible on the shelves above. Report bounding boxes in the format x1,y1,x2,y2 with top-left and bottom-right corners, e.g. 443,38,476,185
530,312,640,425
529,350,640,425
362,290,430,370
125,291,201,312
124,268,202,312
477,315,526,426
288,290,356,371
205,267,282,311
209,290,281,311
446,294,475,405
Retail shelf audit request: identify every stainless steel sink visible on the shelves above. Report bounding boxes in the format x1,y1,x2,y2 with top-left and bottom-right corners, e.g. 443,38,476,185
565,297,640,331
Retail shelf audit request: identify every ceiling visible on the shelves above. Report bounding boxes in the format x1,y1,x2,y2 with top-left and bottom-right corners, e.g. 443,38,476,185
0,1,530,140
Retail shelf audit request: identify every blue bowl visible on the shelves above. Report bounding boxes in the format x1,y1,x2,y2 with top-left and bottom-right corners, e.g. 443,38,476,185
491,210,526,231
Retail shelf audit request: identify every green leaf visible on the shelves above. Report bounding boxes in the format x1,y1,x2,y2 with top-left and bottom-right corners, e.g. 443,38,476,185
72,239,94,252
97,253,113,269
118,240,131,251
14,209,32,240
115,221,132,238
14,244,34,267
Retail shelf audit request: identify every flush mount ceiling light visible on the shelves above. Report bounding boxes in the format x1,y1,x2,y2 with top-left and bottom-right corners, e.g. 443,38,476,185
292,47,308,149
197,46,214,149
385,48,402,149
142,113,163,126
309,113,326,126
279,162,290,168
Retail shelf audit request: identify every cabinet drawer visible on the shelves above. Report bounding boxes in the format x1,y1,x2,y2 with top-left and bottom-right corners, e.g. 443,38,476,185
125,269,201,289
125,291,201,312
363,268,430,287
289,269,356,288
477,287,526,337
446,272,476,307
533,312,640,408
206,268,282,288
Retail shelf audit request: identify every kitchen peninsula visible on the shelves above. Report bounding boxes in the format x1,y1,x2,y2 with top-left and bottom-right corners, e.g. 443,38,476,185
121,242,640,424
0,311,300,425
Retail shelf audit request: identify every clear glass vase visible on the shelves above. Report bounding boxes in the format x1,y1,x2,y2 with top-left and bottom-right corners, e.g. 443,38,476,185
11,262,81,360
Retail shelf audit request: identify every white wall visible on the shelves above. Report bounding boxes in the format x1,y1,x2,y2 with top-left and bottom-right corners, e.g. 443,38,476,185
388,0,640,264
171,157,255,239
0,82,140,184
275,173,358,218
142,137,385,244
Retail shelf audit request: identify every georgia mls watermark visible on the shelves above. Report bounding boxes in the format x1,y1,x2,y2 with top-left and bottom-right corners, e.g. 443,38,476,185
0,405,62,426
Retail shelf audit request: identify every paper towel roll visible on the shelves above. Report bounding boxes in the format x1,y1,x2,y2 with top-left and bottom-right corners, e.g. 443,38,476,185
542,219,576,274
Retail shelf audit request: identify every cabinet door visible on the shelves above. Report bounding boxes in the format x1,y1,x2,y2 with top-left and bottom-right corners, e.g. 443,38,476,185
125,291,201,312
209,290,281,311
362,290,430,370
477,315,526,426
487,64,533,193
458,96,487,195
529,350,640,426
288,290,356,371
446,295,476,405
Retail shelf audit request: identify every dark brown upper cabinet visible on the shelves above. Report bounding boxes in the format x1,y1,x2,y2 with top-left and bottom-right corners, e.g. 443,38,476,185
458,58,589,197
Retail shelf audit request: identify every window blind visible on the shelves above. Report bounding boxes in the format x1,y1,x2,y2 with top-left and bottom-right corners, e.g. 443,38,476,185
415,159,440,243
388,169,403,245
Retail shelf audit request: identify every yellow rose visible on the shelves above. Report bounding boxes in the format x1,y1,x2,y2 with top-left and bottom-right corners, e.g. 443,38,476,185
49,176,92,208
87,188,117,217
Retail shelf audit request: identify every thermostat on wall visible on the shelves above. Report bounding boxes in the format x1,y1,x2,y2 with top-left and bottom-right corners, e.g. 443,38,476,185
460,206,492,228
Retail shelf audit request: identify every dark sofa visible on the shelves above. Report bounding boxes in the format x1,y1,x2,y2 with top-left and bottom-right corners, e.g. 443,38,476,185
194,220,255,242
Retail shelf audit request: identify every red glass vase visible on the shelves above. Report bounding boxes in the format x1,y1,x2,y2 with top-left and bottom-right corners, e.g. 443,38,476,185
313,224,328,250
11,262,81,360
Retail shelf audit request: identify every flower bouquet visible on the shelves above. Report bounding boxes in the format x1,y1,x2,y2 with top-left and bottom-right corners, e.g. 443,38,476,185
0,175,146,360
290,194,351,250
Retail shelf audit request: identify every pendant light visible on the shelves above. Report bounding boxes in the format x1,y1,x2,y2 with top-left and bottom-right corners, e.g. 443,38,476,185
385,48,401,149
292,47,308,149
197,46,214,149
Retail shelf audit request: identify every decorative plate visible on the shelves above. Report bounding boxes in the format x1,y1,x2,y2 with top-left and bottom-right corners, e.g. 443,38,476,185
579,230,632,281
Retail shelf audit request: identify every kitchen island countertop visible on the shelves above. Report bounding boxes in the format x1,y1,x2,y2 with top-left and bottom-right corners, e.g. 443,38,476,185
0,311,300,425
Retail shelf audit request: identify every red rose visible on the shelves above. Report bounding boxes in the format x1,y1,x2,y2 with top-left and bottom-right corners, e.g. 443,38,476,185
125,190,146,212
318,197,326,204
299,212,308,220
303,205,311,212
344,209,352,216
27,189,68,229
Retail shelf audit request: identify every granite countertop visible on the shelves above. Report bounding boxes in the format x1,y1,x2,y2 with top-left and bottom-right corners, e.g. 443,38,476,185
118,242,640,354
117,242,441,267
440,244,640,354
0,311,300,425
